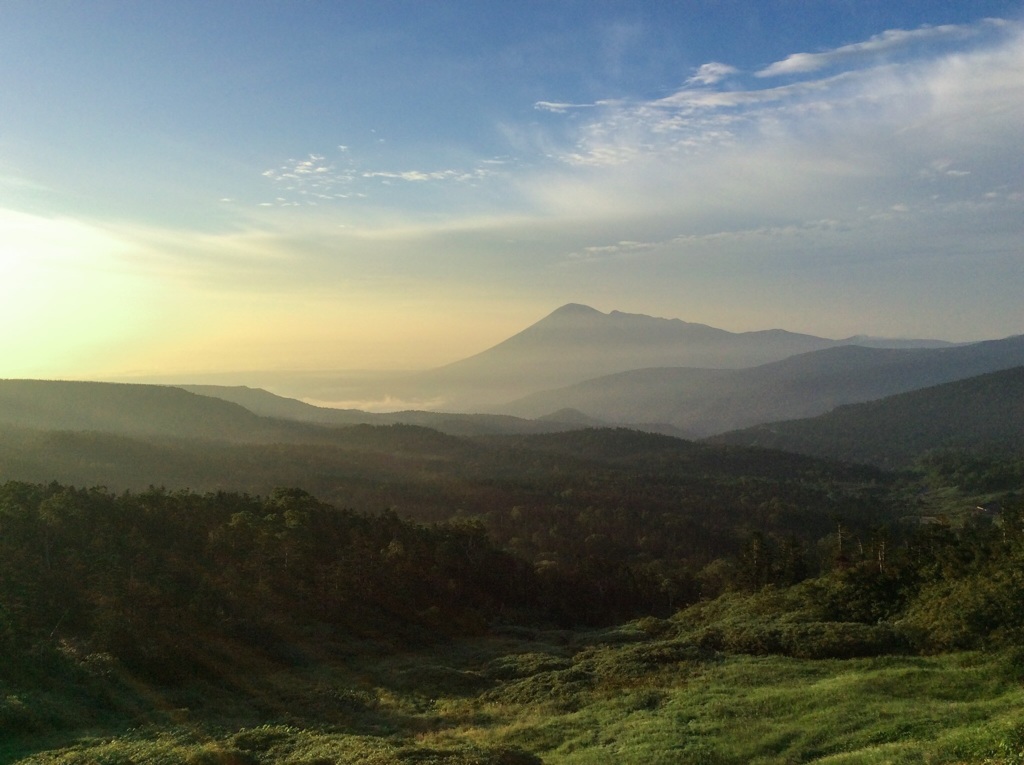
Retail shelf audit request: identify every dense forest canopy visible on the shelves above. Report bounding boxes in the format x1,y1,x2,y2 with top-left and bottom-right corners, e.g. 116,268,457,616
1,468,1020,681
2,375,1023,762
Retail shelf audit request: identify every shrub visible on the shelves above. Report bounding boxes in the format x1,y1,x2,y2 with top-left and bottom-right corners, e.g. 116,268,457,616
779,621,906,659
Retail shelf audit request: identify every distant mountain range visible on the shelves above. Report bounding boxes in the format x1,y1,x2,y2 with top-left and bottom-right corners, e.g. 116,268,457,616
2,359,1022,496
0,378,883,519
498,334,1024,436
6,305,1021,475
708,365,1024,468
177,384,594,437
420,302,917,392
0,379,590,442
260,303,953,412
133,304,1021,440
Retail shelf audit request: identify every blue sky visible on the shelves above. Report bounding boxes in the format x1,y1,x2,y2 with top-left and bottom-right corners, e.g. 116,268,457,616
1,1,1022,379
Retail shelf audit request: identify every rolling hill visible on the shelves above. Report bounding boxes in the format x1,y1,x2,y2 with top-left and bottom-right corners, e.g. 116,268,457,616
177,383,601,436
0,379,313,442
498,335,1024,435
708,365,1024,468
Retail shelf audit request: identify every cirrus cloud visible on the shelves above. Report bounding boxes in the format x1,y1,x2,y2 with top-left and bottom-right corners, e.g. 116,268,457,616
756,18,1010,77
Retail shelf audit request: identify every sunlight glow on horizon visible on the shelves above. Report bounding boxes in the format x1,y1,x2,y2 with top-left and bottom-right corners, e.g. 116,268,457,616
0,3,1021,380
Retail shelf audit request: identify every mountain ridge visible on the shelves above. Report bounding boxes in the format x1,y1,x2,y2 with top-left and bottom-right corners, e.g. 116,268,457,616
296,304,953,412
497,334,1024,435
708,365,1024,467
0,379,307,443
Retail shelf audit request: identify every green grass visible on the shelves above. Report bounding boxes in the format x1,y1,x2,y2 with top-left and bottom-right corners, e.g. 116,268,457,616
6,627,1024,765
418,639,1024,764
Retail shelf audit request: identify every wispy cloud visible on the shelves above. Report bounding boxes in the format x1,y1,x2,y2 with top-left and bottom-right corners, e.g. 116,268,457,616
361,168,491,183
565,219,855,263
756,19,1008,77
534,100,600,114
259,148,498,207
527,18,1023,195
124,16,1023,354
685,62,739,86
259,152,358,205
502,14,1023,343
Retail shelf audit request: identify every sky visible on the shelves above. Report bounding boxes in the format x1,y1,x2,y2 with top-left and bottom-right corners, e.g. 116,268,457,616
1,0,1022,380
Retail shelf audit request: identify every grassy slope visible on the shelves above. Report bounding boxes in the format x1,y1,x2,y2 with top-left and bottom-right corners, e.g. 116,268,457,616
5,624,1023,765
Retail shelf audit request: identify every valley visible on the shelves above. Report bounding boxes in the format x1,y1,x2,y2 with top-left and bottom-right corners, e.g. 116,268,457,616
7,3,1024,762
2,306,1023,764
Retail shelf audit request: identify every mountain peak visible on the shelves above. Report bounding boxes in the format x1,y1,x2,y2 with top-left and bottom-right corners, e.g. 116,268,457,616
548,303,604,319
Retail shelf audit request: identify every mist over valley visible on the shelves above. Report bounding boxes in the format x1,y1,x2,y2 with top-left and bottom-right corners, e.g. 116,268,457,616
3,2,1023,762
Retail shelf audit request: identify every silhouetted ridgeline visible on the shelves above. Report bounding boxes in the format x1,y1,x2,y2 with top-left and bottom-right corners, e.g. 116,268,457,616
0,382,899,599
710,365,1024,467
499,335,1024,434
200,303,953,413
177,383,590,436
0,379,312,442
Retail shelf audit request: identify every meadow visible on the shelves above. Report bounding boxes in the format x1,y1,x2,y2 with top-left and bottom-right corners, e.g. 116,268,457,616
5,620,1023,764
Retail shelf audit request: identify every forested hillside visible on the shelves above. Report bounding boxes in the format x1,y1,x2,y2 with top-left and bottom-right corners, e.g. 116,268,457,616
0,380,313,442
3,477,1024,764
3,377,1024,763
0,424,906,632
711,366,1024,468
